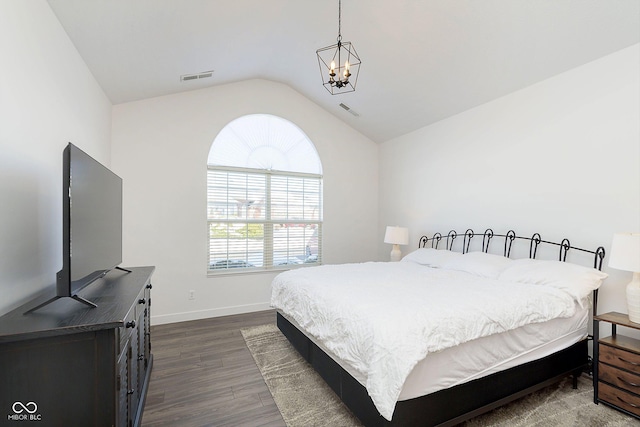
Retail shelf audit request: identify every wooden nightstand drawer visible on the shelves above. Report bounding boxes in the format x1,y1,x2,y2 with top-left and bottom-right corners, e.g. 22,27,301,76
600,343,640,370
599,362,640,395
594,312,640,420
599,382,640,417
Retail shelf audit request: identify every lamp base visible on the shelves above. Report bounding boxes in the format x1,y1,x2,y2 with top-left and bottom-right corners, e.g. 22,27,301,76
626,272,640,323
390,244,402,262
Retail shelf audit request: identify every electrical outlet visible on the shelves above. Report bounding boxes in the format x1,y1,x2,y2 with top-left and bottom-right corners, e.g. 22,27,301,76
188,290,195,300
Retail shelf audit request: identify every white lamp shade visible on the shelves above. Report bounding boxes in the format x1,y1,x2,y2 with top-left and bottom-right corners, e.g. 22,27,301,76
384,226,409,245
609,233,640,272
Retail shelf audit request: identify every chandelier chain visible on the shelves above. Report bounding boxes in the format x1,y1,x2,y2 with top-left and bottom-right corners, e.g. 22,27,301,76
337,0,342,42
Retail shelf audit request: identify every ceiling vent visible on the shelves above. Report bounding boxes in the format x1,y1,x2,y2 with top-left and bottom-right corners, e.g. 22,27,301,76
339,103,360,117
180,70,214,82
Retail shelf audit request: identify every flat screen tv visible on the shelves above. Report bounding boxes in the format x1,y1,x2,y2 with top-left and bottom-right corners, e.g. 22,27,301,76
27,143,125,313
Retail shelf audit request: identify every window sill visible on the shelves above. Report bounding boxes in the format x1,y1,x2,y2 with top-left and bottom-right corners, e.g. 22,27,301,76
207,263,321,278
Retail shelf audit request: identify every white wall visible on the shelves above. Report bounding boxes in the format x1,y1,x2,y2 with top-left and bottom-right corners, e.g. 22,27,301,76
380,45,640,332
3,1,634,332
0,1,112,316
111,79,379,325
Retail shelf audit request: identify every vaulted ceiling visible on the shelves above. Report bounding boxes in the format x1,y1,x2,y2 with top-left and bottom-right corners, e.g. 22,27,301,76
47,0,640,143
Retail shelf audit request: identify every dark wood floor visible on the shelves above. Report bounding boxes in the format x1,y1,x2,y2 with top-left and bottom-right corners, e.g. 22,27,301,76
141,310,286,427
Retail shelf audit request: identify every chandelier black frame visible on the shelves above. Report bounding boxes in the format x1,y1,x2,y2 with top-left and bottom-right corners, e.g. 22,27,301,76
316,0,361,95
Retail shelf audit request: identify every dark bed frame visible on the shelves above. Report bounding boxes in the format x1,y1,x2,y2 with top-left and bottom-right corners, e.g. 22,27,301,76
276,229,606,427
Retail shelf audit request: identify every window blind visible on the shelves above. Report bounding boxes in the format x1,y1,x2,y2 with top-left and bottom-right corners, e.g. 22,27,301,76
207,166,322,272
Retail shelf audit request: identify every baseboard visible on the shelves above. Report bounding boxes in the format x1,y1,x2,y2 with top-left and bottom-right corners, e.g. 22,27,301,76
150,302,272,325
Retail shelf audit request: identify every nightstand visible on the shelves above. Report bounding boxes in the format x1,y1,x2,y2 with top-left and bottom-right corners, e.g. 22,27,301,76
593,311,640,419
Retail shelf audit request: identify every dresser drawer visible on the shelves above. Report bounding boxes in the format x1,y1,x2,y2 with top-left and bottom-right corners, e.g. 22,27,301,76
599,362,640,395
600,343,640,370
599,382,640,417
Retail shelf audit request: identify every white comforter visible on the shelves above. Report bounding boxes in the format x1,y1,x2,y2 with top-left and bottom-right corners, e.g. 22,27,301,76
270,261,578,421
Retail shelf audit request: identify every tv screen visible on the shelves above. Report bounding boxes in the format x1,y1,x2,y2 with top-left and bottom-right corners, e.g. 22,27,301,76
62,143,123,296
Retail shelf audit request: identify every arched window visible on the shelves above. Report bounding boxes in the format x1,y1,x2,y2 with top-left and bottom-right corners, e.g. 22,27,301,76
207,114,323,272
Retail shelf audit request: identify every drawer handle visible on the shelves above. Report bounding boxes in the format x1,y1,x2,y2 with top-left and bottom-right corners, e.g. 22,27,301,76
617,376,640,388
617,357,640,367
127,389,135,395
138,298,146,304
126,320,136,328
616,396,640,409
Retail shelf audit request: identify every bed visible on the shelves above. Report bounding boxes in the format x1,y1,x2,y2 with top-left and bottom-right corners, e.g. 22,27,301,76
270,229,607,426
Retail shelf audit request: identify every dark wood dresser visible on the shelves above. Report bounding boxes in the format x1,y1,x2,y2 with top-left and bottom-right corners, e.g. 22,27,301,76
0,266,154,427
593,311,640,419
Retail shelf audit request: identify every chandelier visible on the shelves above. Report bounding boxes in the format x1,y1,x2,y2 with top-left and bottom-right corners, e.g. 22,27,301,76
316,0,361,95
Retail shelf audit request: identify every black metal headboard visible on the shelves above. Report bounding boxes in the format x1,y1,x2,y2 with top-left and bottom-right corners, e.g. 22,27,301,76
419,228,606,315
419,228,606,270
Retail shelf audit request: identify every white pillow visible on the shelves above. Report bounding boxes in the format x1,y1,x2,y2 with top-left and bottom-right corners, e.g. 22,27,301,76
498,258,608,301
401,248,462,267
440,251,513,279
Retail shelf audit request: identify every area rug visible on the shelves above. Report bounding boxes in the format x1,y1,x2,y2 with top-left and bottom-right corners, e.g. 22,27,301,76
241,324,637,427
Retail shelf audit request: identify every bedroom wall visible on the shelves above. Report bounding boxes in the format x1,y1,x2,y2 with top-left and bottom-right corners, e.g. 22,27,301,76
379,45,640,332
111,79,379,325
0,1,112,316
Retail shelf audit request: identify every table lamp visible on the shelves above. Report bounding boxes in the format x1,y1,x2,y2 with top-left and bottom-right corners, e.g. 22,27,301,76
609,232,640,323
384,226,409,262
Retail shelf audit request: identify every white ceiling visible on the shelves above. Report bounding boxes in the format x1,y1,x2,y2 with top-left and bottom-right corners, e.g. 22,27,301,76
47,0,639,143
